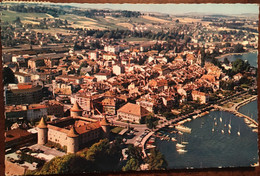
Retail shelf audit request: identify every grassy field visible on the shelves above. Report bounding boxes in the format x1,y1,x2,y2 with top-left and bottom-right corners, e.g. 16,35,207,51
1,9,178,31
125,37,150,42
111,126,124,134
1,10,48,22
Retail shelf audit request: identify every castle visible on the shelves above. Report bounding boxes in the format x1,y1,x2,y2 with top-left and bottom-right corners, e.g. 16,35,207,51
37,101,110,153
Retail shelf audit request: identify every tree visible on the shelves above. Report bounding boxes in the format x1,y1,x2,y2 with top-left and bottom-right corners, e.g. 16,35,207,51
37,154,92,175
3,67,15,85
123,144,144,171
233,43,245,53
85,139,122,171
147,148,168,170
223,57,230,65
122,158,140,171
232,58,250,73
145,114,158,130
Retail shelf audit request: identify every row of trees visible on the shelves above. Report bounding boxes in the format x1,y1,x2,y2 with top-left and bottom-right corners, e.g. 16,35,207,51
26,138,167,175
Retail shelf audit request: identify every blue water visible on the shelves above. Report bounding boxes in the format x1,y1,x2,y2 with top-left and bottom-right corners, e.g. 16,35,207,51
219,51,258,67
156,110,258,169
238,100,258,121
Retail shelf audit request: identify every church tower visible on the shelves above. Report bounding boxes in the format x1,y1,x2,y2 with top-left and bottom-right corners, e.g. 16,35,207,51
37,117,48,145
100,116,110,138
70,101,83,117
67,126,79,154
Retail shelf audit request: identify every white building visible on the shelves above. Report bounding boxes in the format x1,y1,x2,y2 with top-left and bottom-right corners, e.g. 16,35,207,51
14,72,31,83
113,65,125,75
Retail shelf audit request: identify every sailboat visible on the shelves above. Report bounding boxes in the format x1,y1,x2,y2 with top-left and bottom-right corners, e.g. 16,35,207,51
221,129,224,134
228,118,231,129
212,121,215,132
220,112,223,123
176,143,185,148
177,148,187,154
228,129,231,134
237,125,240,136
215,121,217,126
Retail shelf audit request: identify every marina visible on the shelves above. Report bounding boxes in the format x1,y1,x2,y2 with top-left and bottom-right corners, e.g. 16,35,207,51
153,99,258,169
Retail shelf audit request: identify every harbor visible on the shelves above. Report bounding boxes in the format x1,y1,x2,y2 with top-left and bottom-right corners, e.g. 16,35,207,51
154,108,258,169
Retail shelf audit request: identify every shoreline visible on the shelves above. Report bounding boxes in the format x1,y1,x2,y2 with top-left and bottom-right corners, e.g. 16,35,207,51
215,50,258,59
175,96,257,126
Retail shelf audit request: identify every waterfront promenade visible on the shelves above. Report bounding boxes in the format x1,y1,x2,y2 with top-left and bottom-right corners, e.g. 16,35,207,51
214,95,258,126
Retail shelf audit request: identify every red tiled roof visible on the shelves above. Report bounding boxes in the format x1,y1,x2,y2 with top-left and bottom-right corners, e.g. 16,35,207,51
117,103,150,117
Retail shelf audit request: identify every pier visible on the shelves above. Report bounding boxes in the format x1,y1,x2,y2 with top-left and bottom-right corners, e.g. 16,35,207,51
214,95,258,127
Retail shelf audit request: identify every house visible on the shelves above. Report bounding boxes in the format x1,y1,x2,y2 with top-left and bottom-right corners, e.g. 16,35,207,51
191,90,209,104
94,70,111,82
113,65,125,76
14,72,31,83
117,103,150,123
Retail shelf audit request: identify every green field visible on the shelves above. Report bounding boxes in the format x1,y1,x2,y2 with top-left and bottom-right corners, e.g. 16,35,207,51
1,10,48,22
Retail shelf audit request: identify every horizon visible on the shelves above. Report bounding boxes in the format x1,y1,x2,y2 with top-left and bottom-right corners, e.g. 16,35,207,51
65,3,258,16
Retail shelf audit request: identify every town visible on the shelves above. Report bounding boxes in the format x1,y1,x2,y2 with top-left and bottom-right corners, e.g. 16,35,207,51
2,3,258,175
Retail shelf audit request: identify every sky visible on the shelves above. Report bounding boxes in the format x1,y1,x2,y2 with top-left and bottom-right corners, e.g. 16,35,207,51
65,3,258,15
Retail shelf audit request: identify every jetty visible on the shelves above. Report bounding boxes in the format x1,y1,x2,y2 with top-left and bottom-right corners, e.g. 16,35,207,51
214,95,258,127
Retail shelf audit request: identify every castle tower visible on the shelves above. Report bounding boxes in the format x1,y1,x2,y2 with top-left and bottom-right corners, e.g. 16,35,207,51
70,101,83,117
37,117,48,145
100,116,110,138
67,126,79,154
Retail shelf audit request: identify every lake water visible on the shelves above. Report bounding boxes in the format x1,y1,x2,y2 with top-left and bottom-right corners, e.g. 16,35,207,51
155,52,258,169
219,51,258,68
156,109,258,169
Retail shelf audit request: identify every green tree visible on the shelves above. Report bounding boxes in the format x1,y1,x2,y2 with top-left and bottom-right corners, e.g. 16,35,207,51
36,154,92,175
85,139,122,171
234,43,245,53
224,57,230,65
123,144,144,171
3,67,15,85
145,114,158,130
122,158,140,171
232,58,250,73
147,148,168,170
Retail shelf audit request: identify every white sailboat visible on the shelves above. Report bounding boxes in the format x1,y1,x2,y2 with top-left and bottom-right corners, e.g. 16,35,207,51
228,118,231,129
228,129,231,134
176,143,185,148
237,125,240,136
221,129,224,134
177,148,187,154
220,112,223,123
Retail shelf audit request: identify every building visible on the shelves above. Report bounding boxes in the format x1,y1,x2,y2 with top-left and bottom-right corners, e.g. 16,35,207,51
136,97,155,113
5,84,43,105
5,128,36,149
94,70,111,82
117,103,150,123
37,115,110,154
44,100,64,117
113,65,125,76
5,105,27,121
14,72,31,84
27,104,48,121
191,90,209,104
